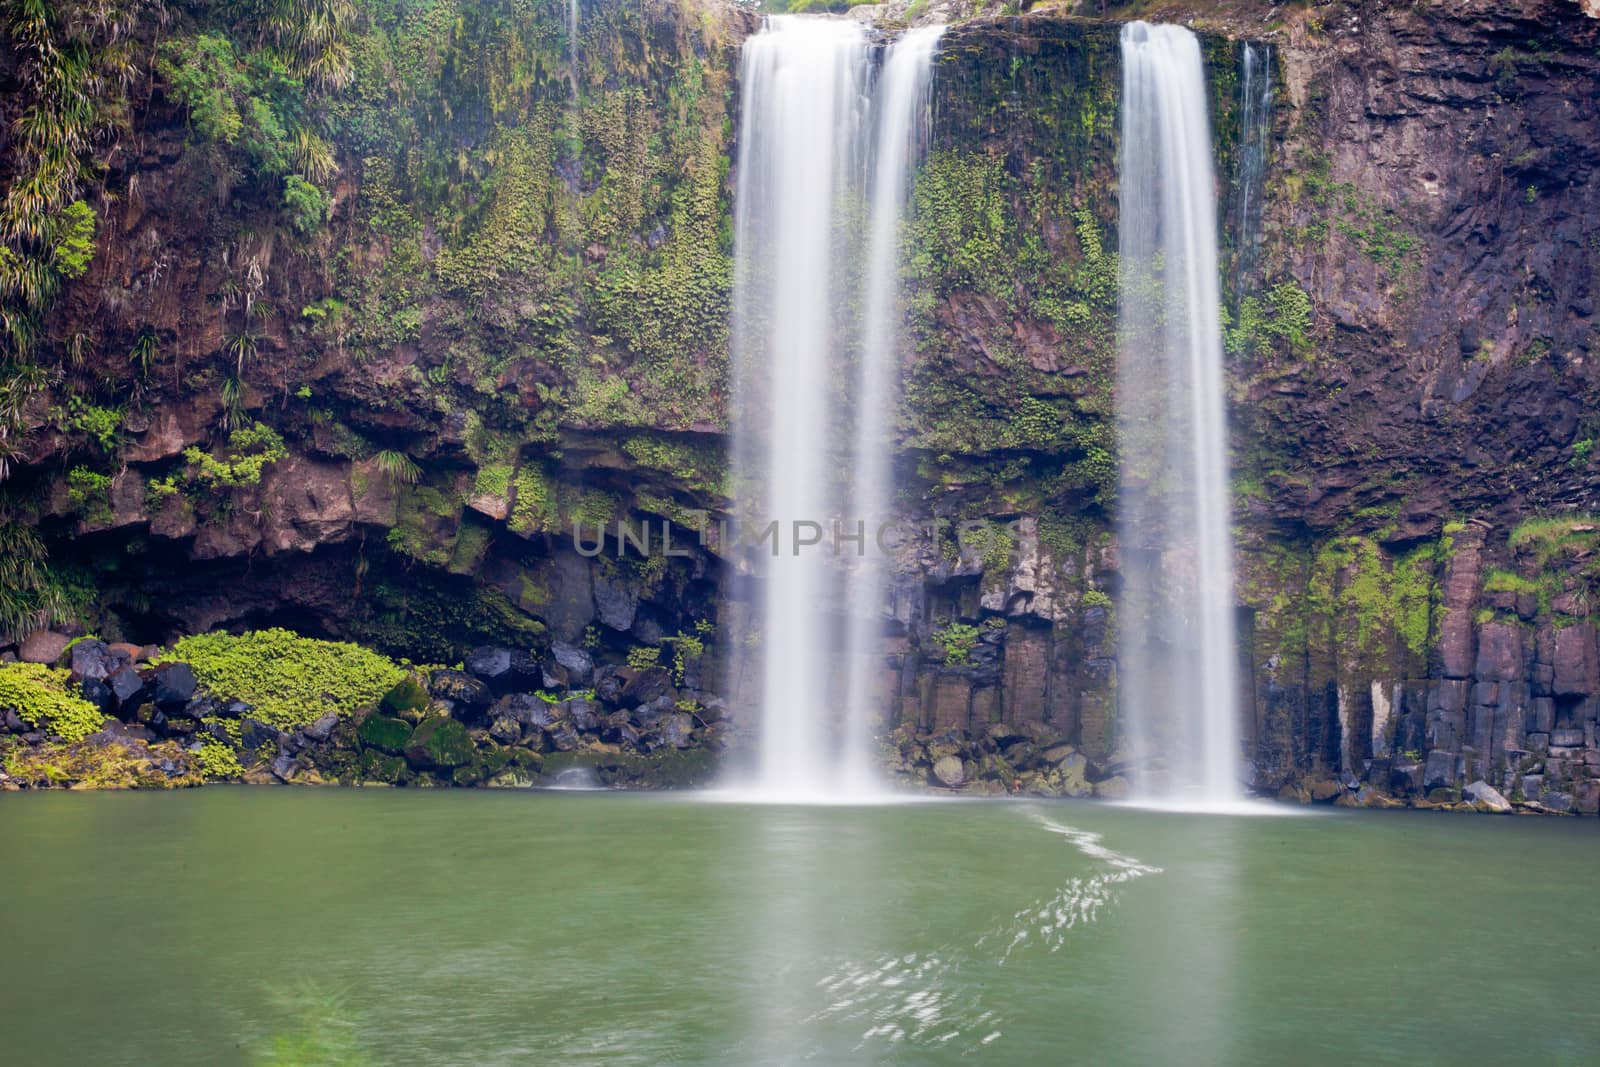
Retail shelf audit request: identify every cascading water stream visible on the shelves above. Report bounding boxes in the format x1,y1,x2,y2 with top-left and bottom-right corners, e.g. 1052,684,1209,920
1115,22,1242,808
1233,42,1273,292
840,24,946,794
729,18,942,800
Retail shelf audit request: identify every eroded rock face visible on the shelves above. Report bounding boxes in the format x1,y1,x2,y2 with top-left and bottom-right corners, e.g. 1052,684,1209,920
3,0,1599,809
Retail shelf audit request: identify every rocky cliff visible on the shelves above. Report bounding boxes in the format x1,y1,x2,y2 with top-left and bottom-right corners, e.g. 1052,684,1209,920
4,0,1600,808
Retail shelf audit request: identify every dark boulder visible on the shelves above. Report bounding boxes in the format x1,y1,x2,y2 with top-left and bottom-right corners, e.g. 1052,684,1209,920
70,639,126,683
271,755,299,782
493,692,558,730
550,641,594,685
404,716,475,769
600,712,639,747
358,714,413,754
4,708,26,733
545,720,581,752
429,670,492,713
489,715,523,745
632,694,675,729
175,696,215,721
567,697,602,732
507,649,543,689
620,667,674,709
1423,749,1458,789
594,667,626,706
240,718,283,752
658,712,695,749
380,676,430,718
106,665,147,711
302,711,340,743
464,646,515,689
80,677,114,712
150,662,197,708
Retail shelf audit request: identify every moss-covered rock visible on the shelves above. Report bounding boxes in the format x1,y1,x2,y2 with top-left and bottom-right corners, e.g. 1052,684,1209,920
403,716,474,769
357,714,414,755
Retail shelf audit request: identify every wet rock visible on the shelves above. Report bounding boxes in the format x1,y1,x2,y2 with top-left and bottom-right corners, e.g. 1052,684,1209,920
592,570,638,631
429,670,492,713
545,720,581,752
620,667,674,709
80,677,114,712
71,639,126,683
567,697,602,732
303,711,340,743
1464,779,1512,812
18,631,71,665
176,696,214,722
150,663,197,708
1308,777,1344,802
1423,749,1458,789
1390,761,1425,795
271,755,299,782
1056,752,1091,797
601,712,640,748
464,646,515,689
239,719,283,753
632,694,675,729
489,715,523,745
493,692,557,730
932,754,964,788
594,667,626,706
658,712,695,749
107,665,147,711
1094,776,1130,800
550,641,595,685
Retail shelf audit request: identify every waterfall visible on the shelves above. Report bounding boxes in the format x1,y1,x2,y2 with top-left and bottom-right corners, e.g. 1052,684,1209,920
1115,22,1242,807
1234,43,1273,293
841,24,945,793
729,18,943,800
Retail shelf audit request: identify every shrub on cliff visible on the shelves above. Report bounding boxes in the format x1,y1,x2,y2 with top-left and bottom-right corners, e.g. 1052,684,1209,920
0,662,108,743
158,629,406,732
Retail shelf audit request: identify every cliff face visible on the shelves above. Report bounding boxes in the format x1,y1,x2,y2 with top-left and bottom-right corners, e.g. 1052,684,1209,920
4,0,1600,805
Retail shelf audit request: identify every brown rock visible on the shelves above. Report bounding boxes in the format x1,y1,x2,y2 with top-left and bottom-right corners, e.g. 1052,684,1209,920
18,631,71,665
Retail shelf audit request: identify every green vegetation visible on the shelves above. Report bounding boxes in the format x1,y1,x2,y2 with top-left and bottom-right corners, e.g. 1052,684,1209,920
1308,535,1442,661
0,662,108,743
0,519,81,640
930,622,982,667
372,449,422,485
1224,282,1315,359
626,645,662,669
1509,514,1600,567
197,740,245,780
181,423,288,488
158,628,407,731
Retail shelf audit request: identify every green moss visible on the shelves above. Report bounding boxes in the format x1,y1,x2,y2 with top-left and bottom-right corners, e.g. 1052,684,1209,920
409,716,473,768
379,677,428,716
1309,534,1443,661
358,714,413,754
1484,568,1539,596
509,465,559,536
159,629,407,732
0,662,108,743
